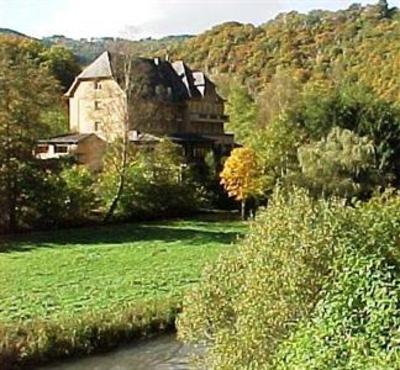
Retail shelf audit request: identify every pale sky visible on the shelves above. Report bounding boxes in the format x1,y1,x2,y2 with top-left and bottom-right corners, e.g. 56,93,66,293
0,0,398,40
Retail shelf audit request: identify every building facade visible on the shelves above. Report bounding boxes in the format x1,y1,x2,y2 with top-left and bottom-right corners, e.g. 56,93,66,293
39,51,235,168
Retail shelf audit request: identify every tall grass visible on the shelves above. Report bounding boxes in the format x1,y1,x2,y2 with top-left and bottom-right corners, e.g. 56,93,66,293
0,297,180,370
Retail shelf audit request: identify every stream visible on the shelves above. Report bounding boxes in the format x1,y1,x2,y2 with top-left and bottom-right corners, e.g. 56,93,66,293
39,335,195,370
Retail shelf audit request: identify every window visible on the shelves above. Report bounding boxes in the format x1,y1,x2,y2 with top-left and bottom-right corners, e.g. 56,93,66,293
94,81,102,90
36,144,49,154
94,122,101,132
94,100,101,110
55,145,68,154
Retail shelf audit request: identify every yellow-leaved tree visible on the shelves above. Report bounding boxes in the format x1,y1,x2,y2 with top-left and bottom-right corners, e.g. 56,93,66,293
220,147,263,219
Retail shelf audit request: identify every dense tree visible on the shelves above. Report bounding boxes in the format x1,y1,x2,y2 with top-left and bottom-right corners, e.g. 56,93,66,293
256,70,301,126
291,83,400,186
225,83,257,144
40,45,81,91
296,127,377,199
0,42,59,231
158,1,399,103
252,116,304,193
0,36,81,91
97,139,203,220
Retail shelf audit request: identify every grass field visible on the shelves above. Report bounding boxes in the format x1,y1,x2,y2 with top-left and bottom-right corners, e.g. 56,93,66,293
0,219,246,368
0,219,246,324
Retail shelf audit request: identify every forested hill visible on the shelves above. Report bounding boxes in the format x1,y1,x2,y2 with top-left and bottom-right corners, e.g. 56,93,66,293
0,28,33,39
0,29,192,65
3,1,400,102
161,1,400,102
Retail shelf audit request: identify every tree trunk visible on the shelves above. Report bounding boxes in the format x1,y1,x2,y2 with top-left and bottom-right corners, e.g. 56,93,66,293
6,175,17,233
241,199,246,221
103,132,129,223
103,171,126,223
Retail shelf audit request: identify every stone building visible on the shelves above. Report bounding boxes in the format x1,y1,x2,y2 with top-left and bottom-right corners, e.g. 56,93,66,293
38,51,234,169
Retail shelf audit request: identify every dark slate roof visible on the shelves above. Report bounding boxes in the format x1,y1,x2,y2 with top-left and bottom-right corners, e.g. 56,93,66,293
192,71,206,96
128,130,215,145
171,61,202,99
78,51,113,79
38,133,97,144
66,51,212,102
168,133,215,143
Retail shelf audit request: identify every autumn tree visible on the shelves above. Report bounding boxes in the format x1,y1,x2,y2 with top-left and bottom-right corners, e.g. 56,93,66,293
220,147,263,219
0,42,59,232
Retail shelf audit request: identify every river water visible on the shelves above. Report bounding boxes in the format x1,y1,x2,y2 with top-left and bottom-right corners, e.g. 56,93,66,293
39,335,194,370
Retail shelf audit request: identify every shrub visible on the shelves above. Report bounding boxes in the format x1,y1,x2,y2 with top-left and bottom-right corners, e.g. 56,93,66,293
59,165,98,224
273,192,400,369
97,140,206,221
177,188,345,368
178,188,400,369
30,165,97,229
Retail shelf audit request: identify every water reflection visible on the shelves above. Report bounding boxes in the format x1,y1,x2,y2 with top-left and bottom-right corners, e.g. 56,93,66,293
40,335,193,370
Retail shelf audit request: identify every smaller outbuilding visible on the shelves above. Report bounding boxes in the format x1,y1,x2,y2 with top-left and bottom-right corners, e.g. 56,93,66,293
36,133,106,171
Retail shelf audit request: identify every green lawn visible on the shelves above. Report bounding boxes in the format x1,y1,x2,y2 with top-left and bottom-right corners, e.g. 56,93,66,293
0,219,246,324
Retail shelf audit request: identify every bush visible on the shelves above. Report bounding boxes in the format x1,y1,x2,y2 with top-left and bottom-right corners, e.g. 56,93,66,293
273,192,400,369
31,165,97,229
59,165,98,224
97,140,206,221
177,188,400,369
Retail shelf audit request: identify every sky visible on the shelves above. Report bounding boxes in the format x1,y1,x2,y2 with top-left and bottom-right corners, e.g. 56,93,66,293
1,0,399,40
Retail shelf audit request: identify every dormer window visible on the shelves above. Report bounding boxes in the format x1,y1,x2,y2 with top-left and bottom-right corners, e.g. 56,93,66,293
94,101,101,110
94,81,102,90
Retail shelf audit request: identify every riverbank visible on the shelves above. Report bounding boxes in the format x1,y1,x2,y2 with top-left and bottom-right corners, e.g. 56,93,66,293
0,219,246,369
39,334,191,370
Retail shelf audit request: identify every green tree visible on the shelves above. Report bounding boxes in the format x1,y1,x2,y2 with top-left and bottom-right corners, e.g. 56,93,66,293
0,42,58,232
0,37,81,91
292,83,400,187
40,46,81,91
225,83,257,144
178,188,400,369
60,165,97,223
251,115,304,193
296,127,377,199
257,69,301,126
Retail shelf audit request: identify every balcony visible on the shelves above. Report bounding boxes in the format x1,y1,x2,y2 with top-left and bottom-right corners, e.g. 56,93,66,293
189,113,229,123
